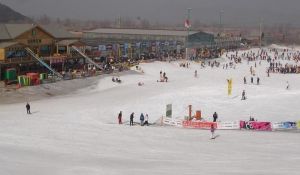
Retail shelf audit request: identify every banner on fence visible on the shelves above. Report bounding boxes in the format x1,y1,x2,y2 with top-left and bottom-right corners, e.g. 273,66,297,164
240,121,272,131
183,121,217,129
297,121,300,129
163,118,182,127
272,122,297,130
217,121,240,130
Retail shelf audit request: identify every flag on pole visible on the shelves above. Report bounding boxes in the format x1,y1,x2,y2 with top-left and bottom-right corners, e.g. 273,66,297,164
185,19,191,28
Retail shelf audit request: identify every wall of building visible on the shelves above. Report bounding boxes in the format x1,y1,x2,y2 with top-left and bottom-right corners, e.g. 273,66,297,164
15,27,55,56
0,48,4,61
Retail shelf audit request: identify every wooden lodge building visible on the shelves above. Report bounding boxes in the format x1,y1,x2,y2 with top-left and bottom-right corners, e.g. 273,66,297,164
0,24,84,80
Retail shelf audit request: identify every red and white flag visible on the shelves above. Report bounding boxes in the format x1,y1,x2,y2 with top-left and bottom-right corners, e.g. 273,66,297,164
185,19,191,28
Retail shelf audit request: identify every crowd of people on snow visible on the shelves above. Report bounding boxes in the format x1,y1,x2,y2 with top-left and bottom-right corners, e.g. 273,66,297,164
117,111,149,126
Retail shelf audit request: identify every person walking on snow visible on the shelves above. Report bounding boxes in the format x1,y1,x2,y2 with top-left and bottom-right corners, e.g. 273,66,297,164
244,76,247,84
194,70,198,78
241,90,246,100
213,112,218,122
140,113,145,126
144,114,149,126
286,81,290,90
257,77,260,85
26,102,31,114
130,112,134,126
118,111,122,124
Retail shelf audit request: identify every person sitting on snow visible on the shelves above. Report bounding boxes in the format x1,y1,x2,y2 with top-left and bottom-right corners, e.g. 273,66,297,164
116,78,122,83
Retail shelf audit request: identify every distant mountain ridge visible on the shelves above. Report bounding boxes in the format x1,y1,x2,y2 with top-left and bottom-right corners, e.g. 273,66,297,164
0,3,31,23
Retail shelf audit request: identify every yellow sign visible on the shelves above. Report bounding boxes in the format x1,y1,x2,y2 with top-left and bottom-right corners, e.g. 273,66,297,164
297,121,300,129
228,79,233,96
118,44,122,57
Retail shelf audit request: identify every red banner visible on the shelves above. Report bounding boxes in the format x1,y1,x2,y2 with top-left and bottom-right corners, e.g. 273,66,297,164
183,121,217,129
240,121,272,131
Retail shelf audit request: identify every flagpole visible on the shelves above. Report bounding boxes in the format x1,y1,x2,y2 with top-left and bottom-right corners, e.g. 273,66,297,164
186,8,192,60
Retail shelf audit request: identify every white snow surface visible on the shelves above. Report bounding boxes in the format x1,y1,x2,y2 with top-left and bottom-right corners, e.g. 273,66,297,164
0,47,300,175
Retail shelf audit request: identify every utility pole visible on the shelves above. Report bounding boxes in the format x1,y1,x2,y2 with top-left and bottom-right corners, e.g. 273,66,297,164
219,10,224,35
118,16,122,28
185,8,192,60
259,18,264,48
219,10,224,49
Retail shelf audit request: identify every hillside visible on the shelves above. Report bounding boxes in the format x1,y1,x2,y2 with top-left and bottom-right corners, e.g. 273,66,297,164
0,3,31,23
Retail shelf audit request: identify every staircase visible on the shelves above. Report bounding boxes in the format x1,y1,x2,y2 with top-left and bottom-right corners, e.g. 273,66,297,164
25,48,63,79
71,46,103,70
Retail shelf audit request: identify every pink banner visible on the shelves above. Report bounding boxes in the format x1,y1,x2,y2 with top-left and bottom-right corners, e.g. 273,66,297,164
240,121,272,131
183,121,217,129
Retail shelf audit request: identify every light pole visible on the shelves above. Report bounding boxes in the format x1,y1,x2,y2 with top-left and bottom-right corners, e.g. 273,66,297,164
219,10,224,34
219,10,224,50
259,18,264,48
185,8,192,60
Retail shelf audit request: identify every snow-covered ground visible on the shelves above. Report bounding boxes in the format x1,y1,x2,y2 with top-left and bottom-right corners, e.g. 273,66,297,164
0,46,300,175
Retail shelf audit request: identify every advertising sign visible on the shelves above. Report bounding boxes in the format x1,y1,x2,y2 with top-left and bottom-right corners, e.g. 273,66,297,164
98,45,106,51
183,121,217,129
217,121,240,130
163,118,182,127
297,121,300,129
240,121,272,131
272,122,297,130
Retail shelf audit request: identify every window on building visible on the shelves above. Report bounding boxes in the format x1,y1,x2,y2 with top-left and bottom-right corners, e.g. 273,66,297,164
32,29,37,36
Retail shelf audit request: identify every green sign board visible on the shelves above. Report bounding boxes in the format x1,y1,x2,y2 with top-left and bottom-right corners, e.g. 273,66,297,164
166,104,172,118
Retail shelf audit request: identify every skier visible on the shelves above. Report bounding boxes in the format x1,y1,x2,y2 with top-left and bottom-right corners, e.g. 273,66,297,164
140,113,145,126
144,114,149,126
26,102,31,114
286,81,290,90
244,76,247,84
210,124,215,139
213,112,218,122
118,111,122,124
241,90,246,100
130,112,134,126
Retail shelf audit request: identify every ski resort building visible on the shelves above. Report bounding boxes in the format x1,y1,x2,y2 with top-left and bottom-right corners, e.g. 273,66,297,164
82,28,195,58
82,28,241,59
0,24,84,80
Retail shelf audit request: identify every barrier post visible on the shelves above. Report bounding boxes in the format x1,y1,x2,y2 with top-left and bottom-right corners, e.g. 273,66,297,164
188,105,192,120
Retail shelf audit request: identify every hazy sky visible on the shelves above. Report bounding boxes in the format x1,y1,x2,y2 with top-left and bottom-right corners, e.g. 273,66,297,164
1,0,300,26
